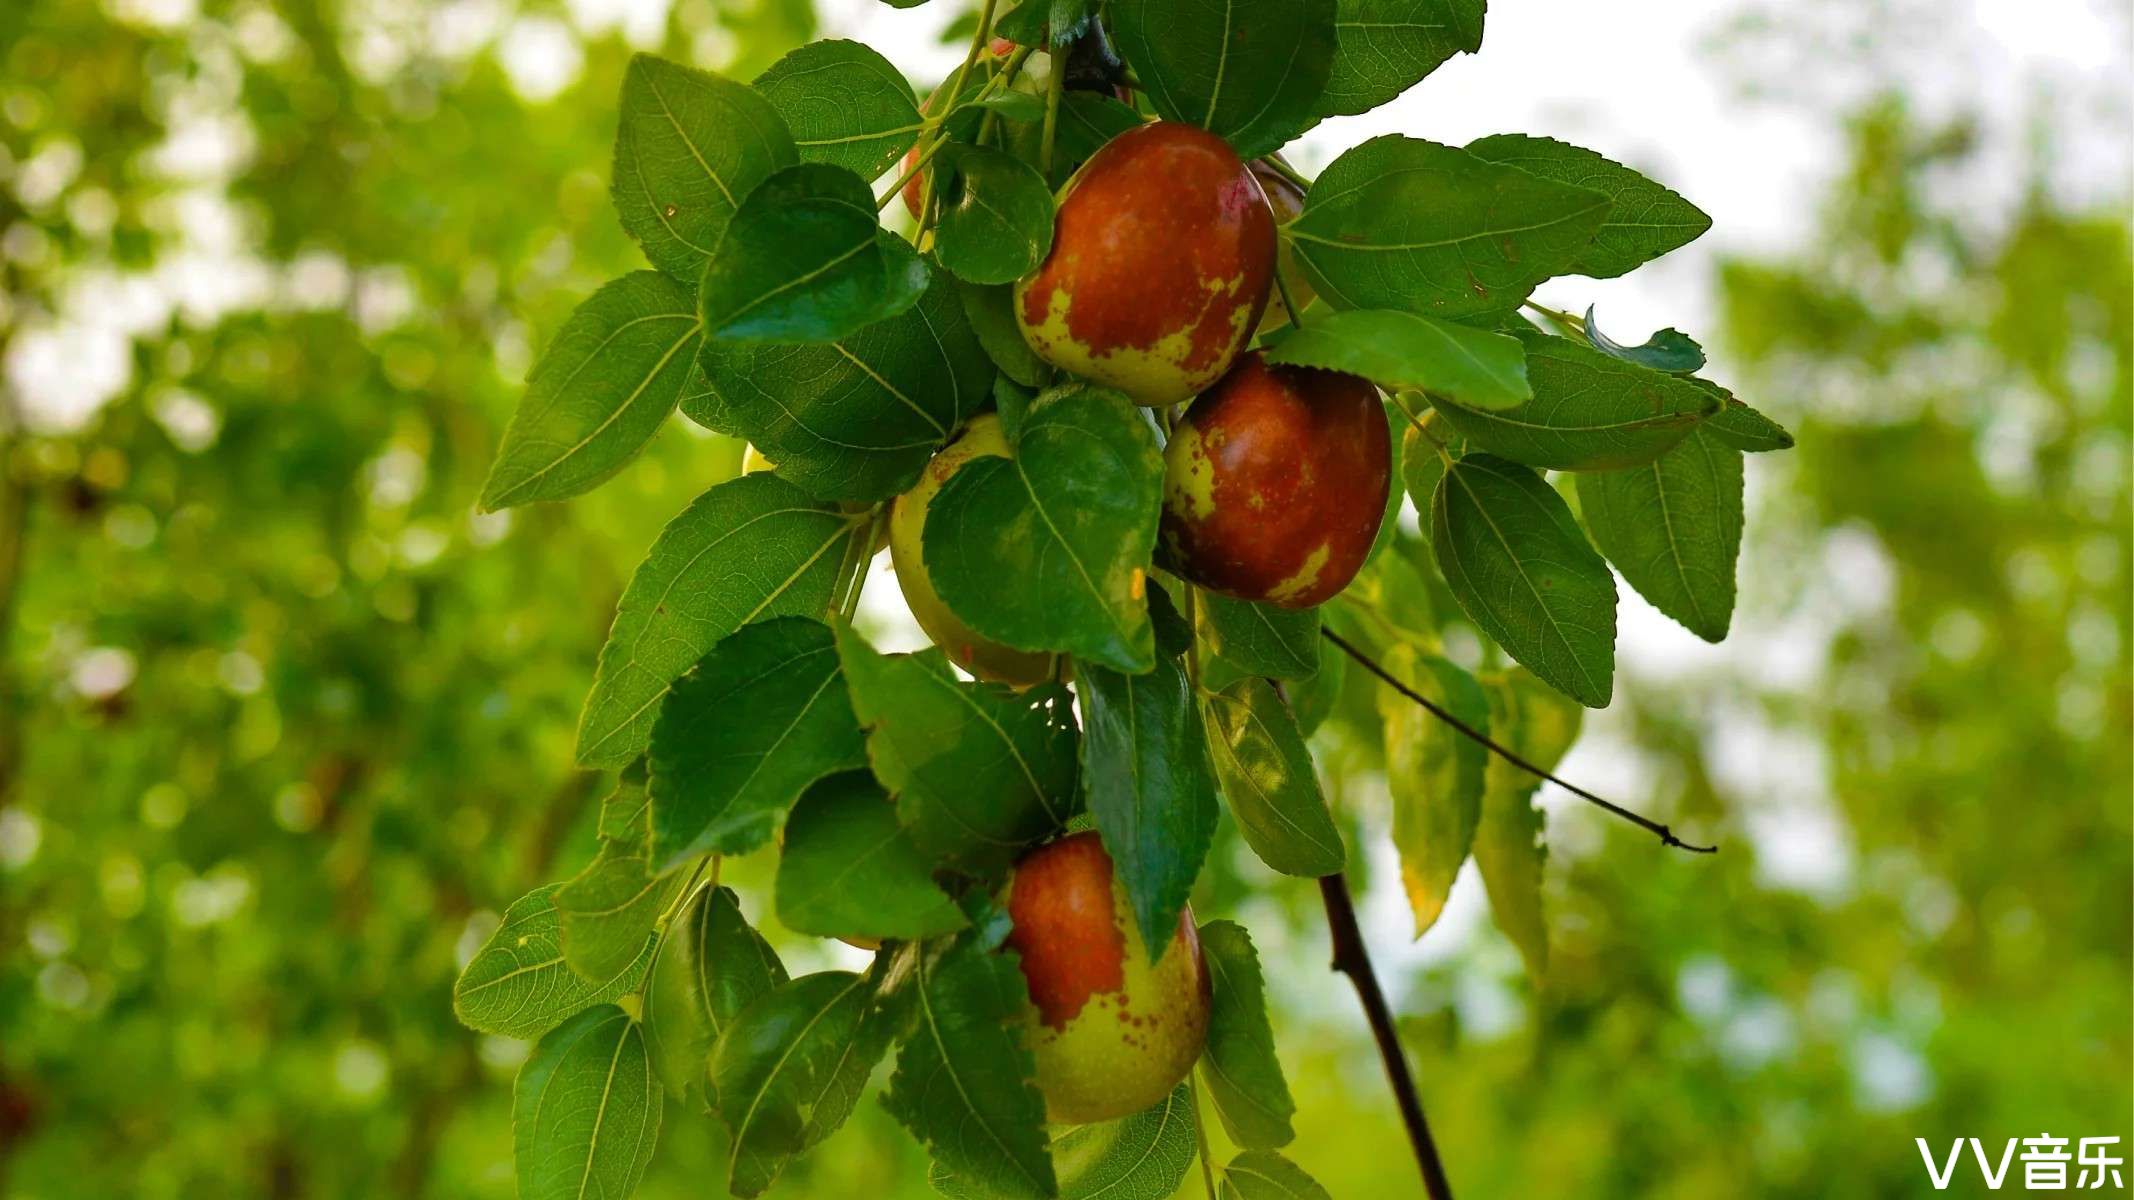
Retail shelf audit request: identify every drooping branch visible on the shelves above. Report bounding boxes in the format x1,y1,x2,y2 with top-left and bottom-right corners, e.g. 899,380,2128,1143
1318,873,1455,1200
1321,627,1716,854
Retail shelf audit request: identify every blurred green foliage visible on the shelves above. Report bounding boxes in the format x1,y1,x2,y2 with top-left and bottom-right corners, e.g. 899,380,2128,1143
0,2,2124,1198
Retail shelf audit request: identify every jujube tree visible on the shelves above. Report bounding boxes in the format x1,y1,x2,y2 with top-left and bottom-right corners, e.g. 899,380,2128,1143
453,2,1794,1197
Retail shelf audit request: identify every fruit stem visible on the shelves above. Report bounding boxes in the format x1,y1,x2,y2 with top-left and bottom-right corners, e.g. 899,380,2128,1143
1039,45,1066,179
1520,300,1586,339
1320,627,1719,853
1188,1074,1220,1200
1272,264,1309,329
877,1,1014,215
1262,154,1312,195
1318,872,1457,1200
838,509,884,622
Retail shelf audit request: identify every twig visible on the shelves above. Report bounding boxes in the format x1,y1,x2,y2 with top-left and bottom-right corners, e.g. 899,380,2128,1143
1319,873,1455,1200
1321,627,1716,853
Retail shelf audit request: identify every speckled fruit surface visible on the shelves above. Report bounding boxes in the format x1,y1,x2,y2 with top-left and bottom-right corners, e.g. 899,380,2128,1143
1004,831,1208,1125
1161,352,1391,608
1014,122,1275,406
889,415,1058,687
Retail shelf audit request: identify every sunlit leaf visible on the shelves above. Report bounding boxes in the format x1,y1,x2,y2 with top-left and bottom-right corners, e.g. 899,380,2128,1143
1290,136,1610,319
775,771,967,940
1263,307,1530,411
454,886,652,1041
480,271,702,510
1078,650,1219,957
513,1006,661,1200
1198,921,1297,1148
836,623,1080,878
1577,426,1744,642
755,39,922,180
643,884,787,1104
1467,134,1711,278
1427,330,1720,471
647,616,867,867
612,54,796,281
576,473,866,768
1377,645,1489,935
1110,0,1337,160
1432,454,1616,707
924,382,1163,672
883,937,1057,1200
697,163,930,343
1319,0,1485,118
714,970,894,1197
1202,680,1345,878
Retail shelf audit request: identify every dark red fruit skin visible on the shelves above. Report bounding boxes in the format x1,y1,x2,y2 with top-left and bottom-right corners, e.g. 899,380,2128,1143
1005,833,1127,1029
1161,352,1392,608
1016,122,1276,405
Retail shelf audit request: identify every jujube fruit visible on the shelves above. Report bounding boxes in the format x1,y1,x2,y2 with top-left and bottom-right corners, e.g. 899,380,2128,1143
1014,121,1275,406
1161,351,1391,608
1004,831,1209,1125
1249,159,1313,332
889,415,1058,687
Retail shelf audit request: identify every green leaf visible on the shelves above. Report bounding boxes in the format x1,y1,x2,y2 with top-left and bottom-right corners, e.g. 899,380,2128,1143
1576,426,1744,642
836,623,1080,878
924,383,1163,673
1473,669,1581,979
931,144,1056,286
755,40,922,180
1109,0,1337,160
1320,0,1485,118
1340,535,1438,639
1377,645,1489,935
1427,331,1721,471
643,883,788,1104
1078,651,1219,957
1583,305,1706,374
1399,419,1463,544
883,937,1058,1200
1050,92,1144,184
479,271,701,510
612,54,797,281
513,1006,661,1200
1290,136,1611,319
1432,454,1617,707
647,616,866,868
932,1085,1195,1200
1197,921,1297,1148
454,885,651,1041
1262,307,1530,411
714,970,894,1197
696,162,930,343
1699,386,1794,452
775,771,968,940
1284,634,1346,737
576,473,865,768
694,268,993,502
1466,133,1711,279
1197,592,1320,680
970,90,1047,123
958,278,1050,388
1201,680,1344,877
1220,1150,1331,1200
556,777,690,982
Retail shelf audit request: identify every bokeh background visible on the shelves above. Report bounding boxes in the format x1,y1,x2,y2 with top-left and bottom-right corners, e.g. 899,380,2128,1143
1,1,2128,1196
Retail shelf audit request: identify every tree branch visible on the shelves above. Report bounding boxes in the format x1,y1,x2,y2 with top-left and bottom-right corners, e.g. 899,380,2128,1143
1318,873,1454,1200
1321,627,1716,854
